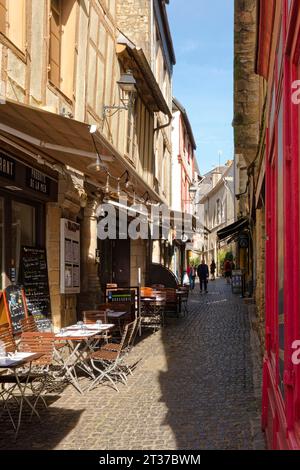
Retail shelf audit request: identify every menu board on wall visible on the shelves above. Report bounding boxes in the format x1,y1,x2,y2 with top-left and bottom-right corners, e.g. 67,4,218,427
3,285,28,334
60,219,80,294
20,247,52,331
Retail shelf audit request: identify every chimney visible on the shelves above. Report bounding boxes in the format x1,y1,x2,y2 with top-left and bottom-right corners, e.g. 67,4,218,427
212,168,222,187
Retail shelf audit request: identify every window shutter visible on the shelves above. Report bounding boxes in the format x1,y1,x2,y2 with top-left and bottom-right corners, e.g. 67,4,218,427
0,0,6,34
49,3,60,87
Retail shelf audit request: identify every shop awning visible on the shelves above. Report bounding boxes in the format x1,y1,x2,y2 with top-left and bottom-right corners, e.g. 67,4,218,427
0,99,164,203
217,217,249,241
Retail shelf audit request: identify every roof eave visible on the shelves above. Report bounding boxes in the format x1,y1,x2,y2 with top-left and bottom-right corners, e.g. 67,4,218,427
117,40,171,117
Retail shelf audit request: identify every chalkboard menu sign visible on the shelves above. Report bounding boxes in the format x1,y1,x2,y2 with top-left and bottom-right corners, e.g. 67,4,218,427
20,247,52,331
3,285,28,334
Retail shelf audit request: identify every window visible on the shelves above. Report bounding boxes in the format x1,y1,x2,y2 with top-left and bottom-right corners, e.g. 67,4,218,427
87,8,114,115
49,0,60,88
155,27,161,81
11,201,36,282
221,201,225,223
0,0,26,51
216,199,221,225
49,0,76,98
126,103,137,162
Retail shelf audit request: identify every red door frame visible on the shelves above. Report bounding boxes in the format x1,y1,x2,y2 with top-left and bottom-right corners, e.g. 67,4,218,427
262,0,300,449
287,0,300,443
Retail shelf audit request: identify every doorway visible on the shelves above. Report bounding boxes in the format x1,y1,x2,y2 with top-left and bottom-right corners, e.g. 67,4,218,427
112,239,131,287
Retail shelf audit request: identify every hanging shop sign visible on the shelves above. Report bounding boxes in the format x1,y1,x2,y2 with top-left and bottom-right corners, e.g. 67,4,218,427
238,232,249,248
60,219,80,294
0,150,57,201
26,167,50,195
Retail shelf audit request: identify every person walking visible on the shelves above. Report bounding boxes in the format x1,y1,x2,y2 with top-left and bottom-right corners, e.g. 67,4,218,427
224,258,232,284
186,265,195,290
189,265,196,291
197,259,209,294
210,259,216,280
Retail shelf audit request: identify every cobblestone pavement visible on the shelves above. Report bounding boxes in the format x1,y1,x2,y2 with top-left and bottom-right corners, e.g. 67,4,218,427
0,279,266,450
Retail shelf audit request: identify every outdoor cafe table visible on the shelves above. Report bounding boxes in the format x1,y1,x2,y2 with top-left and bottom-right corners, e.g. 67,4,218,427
106,311,127,334
54,324,114,394
0,352,44,437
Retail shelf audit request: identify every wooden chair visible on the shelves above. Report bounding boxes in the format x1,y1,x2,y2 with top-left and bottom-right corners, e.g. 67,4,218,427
20,316,38,332
18,332,56,368
140,287,154,298
0,325,17,354
0,329,52,428
86,319,138,392
0,323,11,333
81,310,112,345
82,310,107,324
164,288,178,316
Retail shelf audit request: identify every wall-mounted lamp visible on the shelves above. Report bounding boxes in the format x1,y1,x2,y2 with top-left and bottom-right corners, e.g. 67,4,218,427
102,70,137,119
189,183,198,202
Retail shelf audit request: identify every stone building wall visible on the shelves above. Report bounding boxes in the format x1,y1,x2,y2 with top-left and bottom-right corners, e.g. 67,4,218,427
116,0,151,61
234,0,260,168
234,0,266,352
254,207,266,352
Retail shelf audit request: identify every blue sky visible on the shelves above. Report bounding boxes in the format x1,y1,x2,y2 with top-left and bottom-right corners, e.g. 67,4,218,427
168,0,234,174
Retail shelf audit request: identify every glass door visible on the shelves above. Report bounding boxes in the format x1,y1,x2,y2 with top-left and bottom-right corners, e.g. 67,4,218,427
11,200,36,283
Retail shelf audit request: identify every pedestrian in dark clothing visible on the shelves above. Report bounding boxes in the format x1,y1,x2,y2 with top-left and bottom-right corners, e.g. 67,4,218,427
197,260,209,293
210,259,216,280
224,259,232,284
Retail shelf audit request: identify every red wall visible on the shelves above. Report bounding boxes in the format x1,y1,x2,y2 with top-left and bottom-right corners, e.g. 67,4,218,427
261,0,300,449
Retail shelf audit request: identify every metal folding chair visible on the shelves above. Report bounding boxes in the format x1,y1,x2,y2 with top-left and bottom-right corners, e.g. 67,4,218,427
86,320,137,392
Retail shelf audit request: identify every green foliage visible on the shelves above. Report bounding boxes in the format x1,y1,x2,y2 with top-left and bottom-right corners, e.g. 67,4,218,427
189,256,200,268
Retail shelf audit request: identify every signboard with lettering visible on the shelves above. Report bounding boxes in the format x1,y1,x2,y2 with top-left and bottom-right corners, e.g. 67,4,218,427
3,285,28,334
26,167,50,195
0,153,15,180
20,247,52,331
60,219,80,294
0,151,58,202
232,270,243,295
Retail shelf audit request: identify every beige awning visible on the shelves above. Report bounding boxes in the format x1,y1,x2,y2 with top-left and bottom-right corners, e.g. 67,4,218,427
0,99,163,203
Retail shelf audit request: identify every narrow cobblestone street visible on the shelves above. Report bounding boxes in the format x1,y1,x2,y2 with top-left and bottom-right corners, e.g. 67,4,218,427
0,279,265,450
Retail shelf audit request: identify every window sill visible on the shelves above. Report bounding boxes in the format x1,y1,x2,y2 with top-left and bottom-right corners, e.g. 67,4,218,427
47,82,74,107
0,33,27,63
